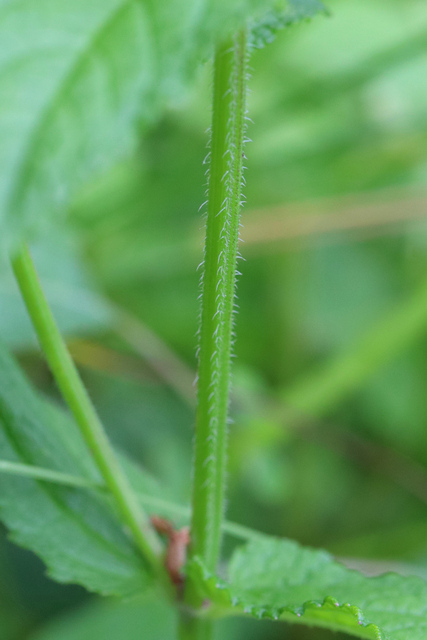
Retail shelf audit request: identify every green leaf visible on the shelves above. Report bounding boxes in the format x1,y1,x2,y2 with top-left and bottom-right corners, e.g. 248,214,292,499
250,0,327,48
29,595,176,640
0,0,322,251
27,592,265,640
187,537,427,639
0,339,158,597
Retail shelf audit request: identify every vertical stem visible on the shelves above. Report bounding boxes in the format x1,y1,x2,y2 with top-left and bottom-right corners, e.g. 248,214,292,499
191,29,249,574
178,612,213,640
11,244,164,577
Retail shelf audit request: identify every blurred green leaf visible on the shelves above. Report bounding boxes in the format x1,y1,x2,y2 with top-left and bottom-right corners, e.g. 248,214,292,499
302,244,396,352
331,519,427,565
250,0,326,48
189,537,427,639
0,339,157,597
0,607,26,640
282,275,427,420
29,596,176,640
359,353,427,452
0,0,324,251
27,591,284,640
84,372,193,503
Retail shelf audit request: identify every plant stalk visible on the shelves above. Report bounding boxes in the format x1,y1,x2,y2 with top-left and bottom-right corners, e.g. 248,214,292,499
190,28,248,575
177,612,213,640
11,244,164,576
0,459,265,541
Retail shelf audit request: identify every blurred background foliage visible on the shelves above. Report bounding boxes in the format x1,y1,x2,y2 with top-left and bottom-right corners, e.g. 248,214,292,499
2,0,427,637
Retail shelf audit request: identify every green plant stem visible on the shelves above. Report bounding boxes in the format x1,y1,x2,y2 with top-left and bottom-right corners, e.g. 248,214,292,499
191,28,248,575
177,613,213,640
11,244,164,576
0,460,101,488
0,459,265,541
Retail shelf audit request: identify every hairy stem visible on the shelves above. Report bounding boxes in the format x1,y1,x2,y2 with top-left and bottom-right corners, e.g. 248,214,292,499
11,244,164,576
190,29,249,575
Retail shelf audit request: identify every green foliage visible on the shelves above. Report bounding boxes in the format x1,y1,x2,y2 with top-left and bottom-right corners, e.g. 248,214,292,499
188,537,427,639
0,340,153,597
0,0,322,252
282,273,427,420
29,596,176,640
250,0,326,48
27,593,277,640
3,1,427,639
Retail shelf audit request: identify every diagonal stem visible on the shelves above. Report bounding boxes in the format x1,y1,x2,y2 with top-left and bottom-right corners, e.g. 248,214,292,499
11,243,165,577
0,459,265,541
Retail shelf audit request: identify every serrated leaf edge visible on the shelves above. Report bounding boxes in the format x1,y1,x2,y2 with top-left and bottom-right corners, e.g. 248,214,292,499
248,0,328,49
187,558,386,640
